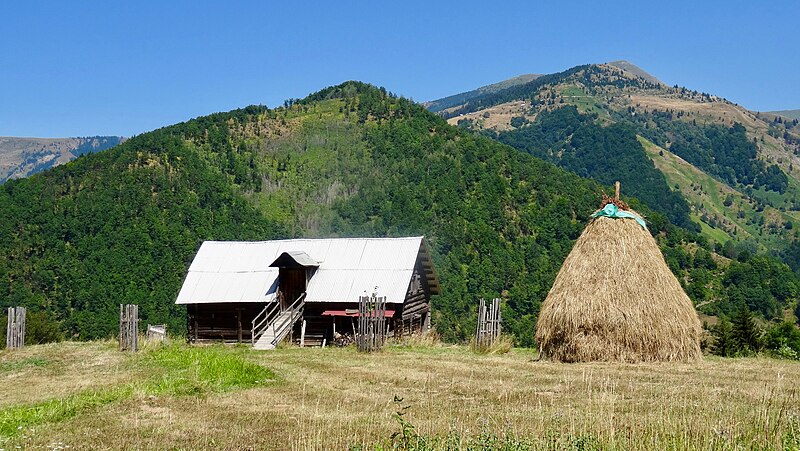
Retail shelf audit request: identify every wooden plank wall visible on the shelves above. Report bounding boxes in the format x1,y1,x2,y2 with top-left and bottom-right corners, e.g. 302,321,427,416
398,258,432,336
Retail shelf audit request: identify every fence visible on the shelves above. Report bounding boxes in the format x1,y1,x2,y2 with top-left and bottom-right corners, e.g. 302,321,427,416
119,304,139,351
356,293,387,352
475,298,502,350
146,324,167,341
6,307,26,349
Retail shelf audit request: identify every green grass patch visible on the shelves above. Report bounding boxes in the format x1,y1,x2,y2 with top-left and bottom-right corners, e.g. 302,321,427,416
0,343,275,440
559,85,605,117
0,357,51,373
691,213,732,244
0,387,131,438
144,344,276,396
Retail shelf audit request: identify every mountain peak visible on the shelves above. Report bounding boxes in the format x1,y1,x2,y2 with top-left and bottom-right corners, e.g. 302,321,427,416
606,60,663,85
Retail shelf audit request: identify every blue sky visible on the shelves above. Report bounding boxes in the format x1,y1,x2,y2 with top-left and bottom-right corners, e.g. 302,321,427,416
1,1,797,137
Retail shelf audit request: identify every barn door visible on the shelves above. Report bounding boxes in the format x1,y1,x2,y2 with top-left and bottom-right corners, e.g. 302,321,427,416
279,268,306,310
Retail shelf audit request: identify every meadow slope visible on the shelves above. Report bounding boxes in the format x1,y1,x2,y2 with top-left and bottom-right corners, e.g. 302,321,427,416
1,341,798,450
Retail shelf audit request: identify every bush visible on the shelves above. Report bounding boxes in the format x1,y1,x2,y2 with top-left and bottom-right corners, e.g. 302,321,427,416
26,311,64,344
764,321,800,359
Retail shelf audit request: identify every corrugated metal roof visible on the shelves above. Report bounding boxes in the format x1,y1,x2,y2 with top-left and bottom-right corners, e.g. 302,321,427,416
269,251,319,268
175,237,430,305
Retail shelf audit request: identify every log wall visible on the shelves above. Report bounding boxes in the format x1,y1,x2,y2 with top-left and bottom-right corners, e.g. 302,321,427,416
187,303,267,343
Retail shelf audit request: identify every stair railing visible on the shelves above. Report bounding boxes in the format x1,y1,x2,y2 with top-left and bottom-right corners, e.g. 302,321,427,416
268,293,306,347
252,299,282,346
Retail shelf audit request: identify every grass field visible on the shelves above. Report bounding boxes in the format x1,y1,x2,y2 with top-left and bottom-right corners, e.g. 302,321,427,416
1,340,799,450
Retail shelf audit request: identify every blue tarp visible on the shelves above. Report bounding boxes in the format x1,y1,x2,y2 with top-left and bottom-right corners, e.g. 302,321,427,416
591,203,647,230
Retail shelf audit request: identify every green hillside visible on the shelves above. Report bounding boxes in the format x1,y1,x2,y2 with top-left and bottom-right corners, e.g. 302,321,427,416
2,82,798,348
435,63,800,259
0,83,609,345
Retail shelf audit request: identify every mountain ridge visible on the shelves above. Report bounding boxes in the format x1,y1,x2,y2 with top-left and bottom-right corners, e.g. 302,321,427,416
607,60,663,85
423,73,541,113
0,136,124,183
1,80,797,346
427,62,800,257
768,109,800,121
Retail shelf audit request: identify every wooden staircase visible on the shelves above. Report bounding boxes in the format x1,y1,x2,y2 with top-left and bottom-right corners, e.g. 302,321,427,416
252,293,305,350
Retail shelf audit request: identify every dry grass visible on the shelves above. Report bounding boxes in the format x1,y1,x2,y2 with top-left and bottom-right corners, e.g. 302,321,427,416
537,213,702,363
1,341,799,450
0,340,141,408
445,100,532,131
470,334,514,355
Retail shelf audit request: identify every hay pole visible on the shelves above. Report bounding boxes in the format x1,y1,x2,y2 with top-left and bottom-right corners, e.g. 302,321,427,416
615,180,620,200
6,307,26,349
119,304,139,352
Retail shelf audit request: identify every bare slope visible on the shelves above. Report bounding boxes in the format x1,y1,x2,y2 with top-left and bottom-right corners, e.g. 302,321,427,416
607,59,664,85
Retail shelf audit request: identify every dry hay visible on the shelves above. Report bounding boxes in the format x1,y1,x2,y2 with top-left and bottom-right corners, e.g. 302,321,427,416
536,208,702,363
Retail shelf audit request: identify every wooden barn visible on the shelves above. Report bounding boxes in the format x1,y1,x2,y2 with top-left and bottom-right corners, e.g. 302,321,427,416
175,236,440,349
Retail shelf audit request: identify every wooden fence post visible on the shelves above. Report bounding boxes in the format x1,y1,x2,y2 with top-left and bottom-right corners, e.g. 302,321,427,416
119,304,139,351
6,307,26,349
356,292,387,352
475,298,502,351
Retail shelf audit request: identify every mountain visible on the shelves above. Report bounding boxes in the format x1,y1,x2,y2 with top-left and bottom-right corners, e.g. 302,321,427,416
607,60,663,85
428,62,800,258
767,109,800,121
0,83,613,345
2,82,797,347
423,73,541,114
0,136,124,183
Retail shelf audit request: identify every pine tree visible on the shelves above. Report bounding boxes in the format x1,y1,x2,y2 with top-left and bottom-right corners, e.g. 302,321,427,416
732,304,761,353
712,317,736,357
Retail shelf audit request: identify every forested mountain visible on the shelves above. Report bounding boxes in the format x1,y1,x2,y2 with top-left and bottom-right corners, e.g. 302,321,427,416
1,82,798,350
0,83,611,345
0,136,124,183
431,62,800,259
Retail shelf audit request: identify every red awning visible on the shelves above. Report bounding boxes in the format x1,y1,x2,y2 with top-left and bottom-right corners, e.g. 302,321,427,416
321,309,396,318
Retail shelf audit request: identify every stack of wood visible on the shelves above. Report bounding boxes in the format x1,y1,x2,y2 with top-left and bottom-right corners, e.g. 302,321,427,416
600,181,631,210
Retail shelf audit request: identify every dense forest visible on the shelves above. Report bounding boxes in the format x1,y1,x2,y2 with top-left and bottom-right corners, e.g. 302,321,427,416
495,106,696,231
629,112,789,193
0,121,286,338
1,82,798,354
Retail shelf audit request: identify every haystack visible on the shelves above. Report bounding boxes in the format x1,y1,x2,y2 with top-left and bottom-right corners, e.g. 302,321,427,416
535,201,702,363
